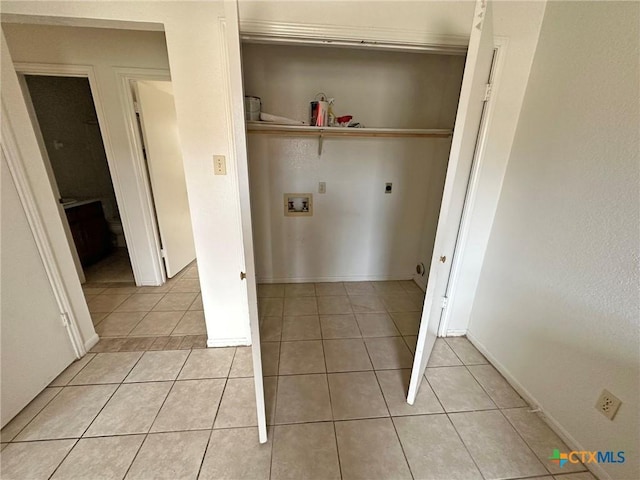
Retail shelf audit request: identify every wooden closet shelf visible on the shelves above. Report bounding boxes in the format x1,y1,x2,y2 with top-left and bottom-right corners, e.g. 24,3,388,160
246,122,452,138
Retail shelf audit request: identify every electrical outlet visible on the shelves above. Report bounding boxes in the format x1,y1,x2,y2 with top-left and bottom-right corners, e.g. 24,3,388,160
213,155,226,175
596,389,622,420
318,182,326,194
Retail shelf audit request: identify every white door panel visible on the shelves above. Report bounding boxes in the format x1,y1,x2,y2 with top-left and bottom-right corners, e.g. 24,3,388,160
408,0,494,403
223,2,267,442
1,151,76,427
135,81,196,278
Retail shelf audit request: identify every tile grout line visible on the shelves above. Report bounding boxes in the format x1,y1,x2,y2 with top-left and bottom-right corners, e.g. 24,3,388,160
77,350,147,438
317,323,343,478
119,432,147,479
10,353,142,445
167,309,191,337
370,366,414,479
60,353,98,386
458,358,566,475
446,410,489,480
261,311,280,477
98,347,189,476
497,405,586,476
8,281,564,479
45,437,81,480
420,372,447,413
419,367,490,479
195,367,234,479
267,422,276,480
331,420,344,480
1,387,64,444
461,361,585,476
122,345,199,479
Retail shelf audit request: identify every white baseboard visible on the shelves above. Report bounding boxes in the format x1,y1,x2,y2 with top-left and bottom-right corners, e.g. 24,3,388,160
84,333,100,352
256,275,415,284
445,329,467,337
465,331,609,480
207,337,251,348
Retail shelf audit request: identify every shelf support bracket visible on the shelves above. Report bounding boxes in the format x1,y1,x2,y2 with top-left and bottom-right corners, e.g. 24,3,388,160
318,132,324,156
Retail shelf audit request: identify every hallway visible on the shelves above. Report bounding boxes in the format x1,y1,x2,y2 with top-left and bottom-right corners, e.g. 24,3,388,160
0,279,593,479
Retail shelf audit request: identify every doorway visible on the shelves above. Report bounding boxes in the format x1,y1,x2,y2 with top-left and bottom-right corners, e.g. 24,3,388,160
241,0,499,426
24,74,135,284
19,69,203,343
241,38,465,412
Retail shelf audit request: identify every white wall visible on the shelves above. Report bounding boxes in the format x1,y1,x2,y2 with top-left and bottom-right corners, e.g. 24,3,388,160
1,0,550,347
25,75,119,219
239,1,475,39
244,43,463,282
1,29,97,348
442,0,548,333
3,24,171,284
239,1,548,334
243,44,464,129
467,2,640,479
1,1,255,345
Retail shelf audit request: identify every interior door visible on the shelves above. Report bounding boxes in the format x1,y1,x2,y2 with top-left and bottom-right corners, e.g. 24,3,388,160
224,1,268,442
1,150,77,427
407,0,494,404
135,80,196,278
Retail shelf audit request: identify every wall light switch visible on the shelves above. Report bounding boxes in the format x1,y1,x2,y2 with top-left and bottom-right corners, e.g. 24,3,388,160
318,182,326,194
213,155,226,175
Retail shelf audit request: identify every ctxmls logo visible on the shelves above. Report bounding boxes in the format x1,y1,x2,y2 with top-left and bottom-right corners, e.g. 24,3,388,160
549,449,625,467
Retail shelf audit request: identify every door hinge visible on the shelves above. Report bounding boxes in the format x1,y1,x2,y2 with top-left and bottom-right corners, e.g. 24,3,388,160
61,312,70,328
160,248,166,258
441,296,449,309
483,83,492,102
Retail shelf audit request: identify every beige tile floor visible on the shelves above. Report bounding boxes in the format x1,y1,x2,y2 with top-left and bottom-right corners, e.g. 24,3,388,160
84,262,207,352
0,279,596,480
84,248,135,284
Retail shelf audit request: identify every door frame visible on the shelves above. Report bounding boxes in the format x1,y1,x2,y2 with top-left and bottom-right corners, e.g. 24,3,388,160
437,38,507,337
234,22,504,332
115,67,173,284
13,62,158,285
1,101,86,358
16,72,86,285
235,17,505,422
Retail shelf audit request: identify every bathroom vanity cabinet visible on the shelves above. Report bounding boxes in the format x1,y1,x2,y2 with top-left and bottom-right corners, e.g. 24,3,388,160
64,200,112,267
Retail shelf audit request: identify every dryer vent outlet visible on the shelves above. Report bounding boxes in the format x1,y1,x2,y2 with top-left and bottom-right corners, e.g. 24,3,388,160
416,263,426,276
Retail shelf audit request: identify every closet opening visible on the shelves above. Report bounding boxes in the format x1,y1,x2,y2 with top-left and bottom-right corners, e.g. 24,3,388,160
241,38,469,407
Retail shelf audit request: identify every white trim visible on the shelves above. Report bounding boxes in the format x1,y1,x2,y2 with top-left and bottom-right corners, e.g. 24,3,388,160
84,333,100,351
444,329,467,337
437,38,508,337
240,19,468,54
216,20,251,342
257,275,415,284
1,101,86,358
1,13,164,32
12,61,146,284
16,73,86,284
115,67,173,286
465,331,608,480
207,337,251,348
222,7,268,445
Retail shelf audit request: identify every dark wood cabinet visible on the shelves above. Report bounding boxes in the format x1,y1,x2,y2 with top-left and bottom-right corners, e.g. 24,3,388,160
64,200,112,267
